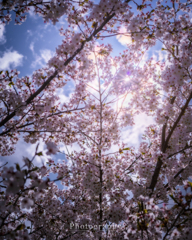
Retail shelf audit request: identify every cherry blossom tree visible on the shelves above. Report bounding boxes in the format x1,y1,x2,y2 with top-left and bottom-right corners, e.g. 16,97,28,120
0,0,192,239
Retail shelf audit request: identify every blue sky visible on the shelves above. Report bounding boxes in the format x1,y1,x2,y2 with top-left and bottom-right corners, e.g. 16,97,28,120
0,13,64,74
0,8,129,75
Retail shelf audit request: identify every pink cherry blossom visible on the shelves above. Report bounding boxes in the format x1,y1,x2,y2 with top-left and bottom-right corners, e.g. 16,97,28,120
0,0,192,239
45,141,58,155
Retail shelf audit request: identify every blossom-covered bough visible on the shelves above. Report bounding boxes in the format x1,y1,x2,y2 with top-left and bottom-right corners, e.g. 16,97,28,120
0,0,192,239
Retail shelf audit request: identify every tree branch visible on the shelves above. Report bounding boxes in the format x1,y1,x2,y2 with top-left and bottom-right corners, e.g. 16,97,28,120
0,12,115,131
148,92,192,193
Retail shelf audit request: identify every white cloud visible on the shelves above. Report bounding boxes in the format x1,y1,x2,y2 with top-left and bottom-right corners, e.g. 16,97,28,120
0,50,23,70
151,49,169,66
59,142,82,157
30,46,54,69
28,6,39,19
29,42,34,53
40,49,53,63
121,113,154,148
116,26,132,46
56,87,71,104
0,24,6,44
0,138,46,168
27,29,33,37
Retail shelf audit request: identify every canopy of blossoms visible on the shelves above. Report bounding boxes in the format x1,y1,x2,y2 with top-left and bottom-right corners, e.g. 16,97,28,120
0,0,192,239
